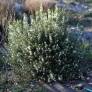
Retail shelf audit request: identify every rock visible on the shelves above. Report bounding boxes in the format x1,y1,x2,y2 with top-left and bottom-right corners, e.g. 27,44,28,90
75,83,85,90
52,82,77,92
56,1,89,13
83,86,92,92
82,31,92,43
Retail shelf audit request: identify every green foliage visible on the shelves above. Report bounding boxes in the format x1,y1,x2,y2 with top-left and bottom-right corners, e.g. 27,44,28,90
80,41,92,72
84,13,92,18
8,9,83,84
0,46,10,92
85,0,92,3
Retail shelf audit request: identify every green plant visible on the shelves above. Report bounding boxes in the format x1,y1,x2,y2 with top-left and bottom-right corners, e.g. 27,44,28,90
8,9,83,84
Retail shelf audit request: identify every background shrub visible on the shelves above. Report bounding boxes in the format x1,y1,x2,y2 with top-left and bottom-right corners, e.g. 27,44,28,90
8,9,83,84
